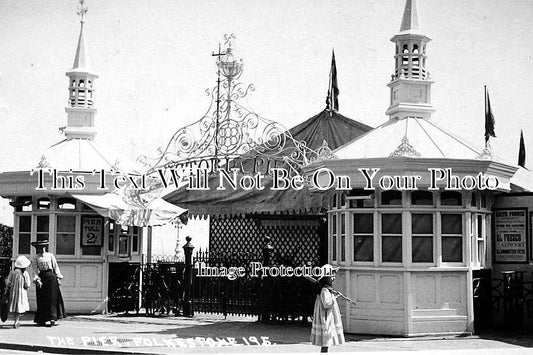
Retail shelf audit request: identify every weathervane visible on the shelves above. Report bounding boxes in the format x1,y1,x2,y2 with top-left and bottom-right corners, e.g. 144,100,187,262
77,0,88,22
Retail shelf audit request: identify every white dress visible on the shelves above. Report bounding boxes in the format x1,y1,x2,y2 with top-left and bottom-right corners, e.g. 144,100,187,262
310,287,345,347
6,269,31,313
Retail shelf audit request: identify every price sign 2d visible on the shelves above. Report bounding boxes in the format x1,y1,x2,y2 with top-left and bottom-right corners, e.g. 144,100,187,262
81,215,104,247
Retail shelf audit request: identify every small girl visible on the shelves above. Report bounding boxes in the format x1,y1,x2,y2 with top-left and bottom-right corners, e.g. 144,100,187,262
310,264,345,353
5,255,31,328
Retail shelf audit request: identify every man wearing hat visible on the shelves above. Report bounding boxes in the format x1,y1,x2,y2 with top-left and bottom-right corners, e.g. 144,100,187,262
310,264,345,353
31,240,66,326
4,255,31,328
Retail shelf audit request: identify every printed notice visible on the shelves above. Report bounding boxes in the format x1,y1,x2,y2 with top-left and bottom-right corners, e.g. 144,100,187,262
494,209,528,263
81,216,104,247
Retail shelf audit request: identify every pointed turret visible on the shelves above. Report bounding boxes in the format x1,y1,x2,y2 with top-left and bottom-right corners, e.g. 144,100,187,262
385,0,434,121
63,2,98,140
70,20,91,71
399,0,419,33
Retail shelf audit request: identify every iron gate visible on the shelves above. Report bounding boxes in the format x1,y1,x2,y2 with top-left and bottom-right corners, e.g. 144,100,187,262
108,239,317,322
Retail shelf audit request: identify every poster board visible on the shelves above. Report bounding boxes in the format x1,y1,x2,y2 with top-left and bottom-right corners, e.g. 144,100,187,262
493,208,528,263
81,215,104,247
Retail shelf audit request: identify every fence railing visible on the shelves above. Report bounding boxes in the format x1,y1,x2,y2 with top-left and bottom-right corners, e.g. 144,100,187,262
473,270,533,331
108,236,317,322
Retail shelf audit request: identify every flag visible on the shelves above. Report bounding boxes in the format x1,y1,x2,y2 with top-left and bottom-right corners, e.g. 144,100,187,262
518,130,526,167
484,86,496,143
327,50,339,112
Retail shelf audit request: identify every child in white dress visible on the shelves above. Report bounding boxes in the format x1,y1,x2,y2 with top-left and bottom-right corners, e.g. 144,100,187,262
5,255,31,328
310,264,345,353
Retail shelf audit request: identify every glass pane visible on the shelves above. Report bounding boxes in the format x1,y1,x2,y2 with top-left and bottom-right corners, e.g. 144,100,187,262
37,216,49,232
471,192,477,207
441,191,462,206
353,214,373,234
57,215,76,233
82,246,101,255
354,236,373,261
382,214,402,234
442,214,462,234
341,235,345,262
332,235,337,261
363,198,374,208
412,236,433,262
412,214,432,234
57,197,76,210
382,236,402,262
443,236,463,262
19,216,31,233
477,241,485,264
37,198,50,210
382,191,402,205
108,234,115,252
14,197,32,212
119,236,128,255
332,214,337,234
56,233,75,255
412,191,433,205
477,215,483,239
341,214,346,234
18,233,30,254
132,235,138,253
36,233,49,242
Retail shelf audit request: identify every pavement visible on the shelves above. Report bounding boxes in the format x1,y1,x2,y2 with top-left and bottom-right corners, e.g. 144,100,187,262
0,312,532,354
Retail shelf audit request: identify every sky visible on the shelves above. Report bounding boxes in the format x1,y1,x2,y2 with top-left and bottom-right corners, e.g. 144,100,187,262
0,0,532,226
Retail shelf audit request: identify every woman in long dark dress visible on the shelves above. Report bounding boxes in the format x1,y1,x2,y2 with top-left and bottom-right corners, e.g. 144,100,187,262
31,240,66,326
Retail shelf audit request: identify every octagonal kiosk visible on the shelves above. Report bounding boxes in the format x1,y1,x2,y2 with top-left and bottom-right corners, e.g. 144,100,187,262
303,0,518,336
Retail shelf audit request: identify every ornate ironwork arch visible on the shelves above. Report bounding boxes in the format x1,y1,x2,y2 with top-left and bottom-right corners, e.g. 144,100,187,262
137,36,334,178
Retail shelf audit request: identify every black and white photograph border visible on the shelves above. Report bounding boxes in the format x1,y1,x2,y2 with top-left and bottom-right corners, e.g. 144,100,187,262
0,0,532,354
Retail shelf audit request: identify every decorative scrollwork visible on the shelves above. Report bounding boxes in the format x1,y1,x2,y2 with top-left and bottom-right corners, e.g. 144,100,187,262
136,37,334,177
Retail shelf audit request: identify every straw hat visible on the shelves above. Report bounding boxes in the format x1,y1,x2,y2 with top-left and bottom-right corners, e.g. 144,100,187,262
318,264,339,280
31,240,49,247
14,255,31,269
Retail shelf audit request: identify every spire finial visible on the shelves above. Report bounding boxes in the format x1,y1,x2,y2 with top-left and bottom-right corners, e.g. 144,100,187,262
77,0,88,23
399,0,419,32
224,33,236,48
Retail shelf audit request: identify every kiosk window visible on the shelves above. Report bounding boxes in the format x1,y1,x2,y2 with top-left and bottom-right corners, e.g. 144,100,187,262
381,191,402,206
340,214,346,262
56,215,76,255
18,216,31,255
442,214,463,262
36,216,49,242
353,213,373,262
382,214,402,262
331,214,337,262
412,214,433,262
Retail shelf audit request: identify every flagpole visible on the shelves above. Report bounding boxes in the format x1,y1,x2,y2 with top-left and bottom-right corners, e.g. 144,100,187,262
484,85,488,148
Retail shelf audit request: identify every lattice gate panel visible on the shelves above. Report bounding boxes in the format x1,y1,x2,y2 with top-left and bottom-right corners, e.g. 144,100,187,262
209,215,322,265
209,215,263,256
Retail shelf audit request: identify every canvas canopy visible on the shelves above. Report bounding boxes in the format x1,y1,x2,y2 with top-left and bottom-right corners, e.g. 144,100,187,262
164,109,372,216
73,193,188,227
